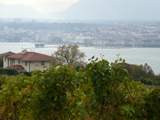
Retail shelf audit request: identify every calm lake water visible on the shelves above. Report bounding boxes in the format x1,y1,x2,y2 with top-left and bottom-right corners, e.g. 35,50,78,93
0,42,160,74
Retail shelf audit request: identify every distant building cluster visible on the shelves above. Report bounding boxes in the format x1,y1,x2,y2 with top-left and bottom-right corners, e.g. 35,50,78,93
0,21,160,48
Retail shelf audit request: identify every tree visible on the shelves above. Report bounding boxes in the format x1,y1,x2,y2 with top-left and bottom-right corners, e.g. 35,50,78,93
144,89,160,119
86,58,130,119
0,57,156,120
54,45,85,66
29,65,93,120
0,75,33,120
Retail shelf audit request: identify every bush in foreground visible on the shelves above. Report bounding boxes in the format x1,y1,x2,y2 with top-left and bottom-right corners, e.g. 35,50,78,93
0,59,156,120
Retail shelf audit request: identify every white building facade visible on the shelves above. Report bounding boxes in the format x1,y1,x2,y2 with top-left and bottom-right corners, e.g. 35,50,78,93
2,51,53,72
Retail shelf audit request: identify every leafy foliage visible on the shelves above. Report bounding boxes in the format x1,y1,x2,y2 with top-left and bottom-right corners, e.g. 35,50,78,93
0,58,158,120
144,89,160,120
54,45,85,66
122,63,160,85
0,68,18,75
0,75,32,120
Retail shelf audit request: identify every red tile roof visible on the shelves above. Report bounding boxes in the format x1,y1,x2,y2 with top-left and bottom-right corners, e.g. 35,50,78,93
8,52,53,62
1,51,15,57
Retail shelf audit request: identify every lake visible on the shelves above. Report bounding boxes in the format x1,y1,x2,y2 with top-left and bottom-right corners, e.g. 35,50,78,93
0,42,160,74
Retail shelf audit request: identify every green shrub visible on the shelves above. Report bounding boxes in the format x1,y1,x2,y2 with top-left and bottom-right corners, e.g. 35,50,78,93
144,89,160,120
0,68,18,75
122,63,160,85
0,59,157,120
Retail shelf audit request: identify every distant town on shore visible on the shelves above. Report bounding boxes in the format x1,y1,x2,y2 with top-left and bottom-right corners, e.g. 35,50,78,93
0,20,160,48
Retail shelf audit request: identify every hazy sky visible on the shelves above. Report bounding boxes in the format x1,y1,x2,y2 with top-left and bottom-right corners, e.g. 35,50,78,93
0,0,160,21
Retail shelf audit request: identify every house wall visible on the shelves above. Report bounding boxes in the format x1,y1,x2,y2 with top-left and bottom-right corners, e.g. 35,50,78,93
22,61,50,72
3,57,50,72
3,57,8,68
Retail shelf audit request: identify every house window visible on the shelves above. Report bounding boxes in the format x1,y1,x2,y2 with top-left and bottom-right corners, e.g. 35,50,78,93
18,60,20,64
25,61,28,66
11,60,15,65
41,61,45,66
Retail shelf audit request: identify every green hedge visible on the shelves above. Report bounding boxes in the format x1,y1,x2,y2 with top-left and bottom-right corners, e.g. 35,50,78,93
0,68,18,75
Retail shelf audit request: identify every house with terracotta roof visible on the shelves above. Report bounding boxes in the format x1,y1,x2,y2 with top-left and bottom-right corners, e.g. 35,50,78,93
2,51,53,72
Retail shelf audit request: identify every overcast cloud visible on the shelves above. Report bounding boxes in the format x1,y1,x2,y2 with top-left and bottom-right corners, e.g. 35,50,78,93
0,0,160,21
0,0,79,19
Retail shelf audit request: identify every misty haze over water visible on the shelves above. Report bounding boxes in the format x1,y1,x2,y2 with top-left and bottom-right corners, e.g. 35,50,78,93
0,21,160,48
